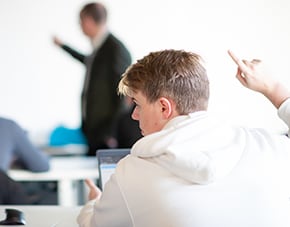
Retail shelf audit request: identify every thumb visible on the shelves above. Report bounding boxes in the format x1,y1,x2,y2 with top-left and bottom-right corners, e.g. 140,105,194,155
85,178,102,200
85,179,97,189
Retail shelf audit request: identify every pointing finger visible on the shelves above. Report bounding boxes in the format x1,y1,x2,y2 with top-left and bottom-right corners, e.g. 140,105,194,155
228,50,250,74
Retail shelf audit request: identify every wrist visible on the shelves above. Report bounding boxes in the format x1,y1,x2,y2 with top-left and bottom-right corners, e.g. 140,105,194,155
264,82,290,109
261,80,279,98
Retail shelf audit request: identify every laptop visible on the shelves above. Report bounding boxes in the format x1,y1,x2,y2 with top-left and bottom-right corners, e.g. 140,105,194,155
96,148,130,190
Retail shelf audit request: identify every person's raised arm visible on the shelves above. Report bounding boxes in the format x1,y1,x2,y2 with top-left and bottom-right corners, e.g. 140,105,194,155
228,50,290,109
52,35,86,63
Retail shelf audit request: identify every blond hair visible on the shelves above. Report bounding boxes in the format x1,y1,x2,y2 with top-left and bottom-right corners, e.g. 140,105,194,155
118,49,209,114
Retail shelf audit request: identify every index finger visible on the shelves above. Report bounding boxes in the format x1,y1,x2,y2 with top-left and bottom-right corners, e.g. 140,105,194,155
227,50,248,72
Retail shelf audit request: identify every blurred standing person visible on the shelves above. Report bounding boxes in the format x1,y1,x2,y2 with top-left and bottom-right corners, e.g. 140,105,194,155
53,2,132,156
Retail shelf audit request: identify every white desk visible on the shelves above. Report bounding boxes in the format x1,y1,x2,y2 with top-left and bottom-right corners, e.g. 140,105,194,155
8,156,99,206
42,144,87,156
0,206,81,227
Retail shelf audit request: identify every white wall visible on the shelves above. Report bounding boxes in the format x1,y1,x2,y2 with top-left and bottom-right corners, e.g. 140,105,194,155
0,0,290,138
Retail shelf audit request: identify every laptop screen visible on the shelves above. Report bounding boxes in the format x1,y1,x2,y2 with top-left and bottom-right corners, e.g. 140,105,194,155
96,148,130,190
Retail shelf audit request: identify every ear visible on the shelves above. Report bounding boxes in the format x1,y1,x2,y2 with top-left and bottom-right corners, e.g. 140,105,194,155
159,97,176,119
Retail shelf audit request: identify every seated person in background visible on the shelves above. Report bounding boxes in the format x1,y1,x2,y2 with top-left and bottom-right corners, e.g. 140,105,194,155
77,49,290,227
0,170,30,204
0,117,50,172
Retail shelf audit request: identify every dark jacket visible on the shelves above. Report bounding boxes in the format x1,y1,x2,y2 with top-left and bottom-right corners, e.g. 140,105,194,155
0,170,30,204
116,105,142,148
61,33,132,155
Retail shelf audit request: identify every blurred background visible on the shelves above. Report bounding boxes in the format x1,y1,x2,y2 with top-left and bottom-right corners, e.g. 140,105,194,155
0,0,290,144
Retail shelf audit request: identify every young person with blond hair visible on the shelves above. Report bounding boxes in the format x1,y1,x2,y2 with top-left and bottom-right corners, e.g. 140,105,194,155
78,49,290,227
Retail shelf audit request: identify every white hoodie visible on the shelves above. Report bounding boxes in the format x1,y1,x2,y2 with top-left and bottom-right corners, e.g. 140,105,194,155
78,99,290,227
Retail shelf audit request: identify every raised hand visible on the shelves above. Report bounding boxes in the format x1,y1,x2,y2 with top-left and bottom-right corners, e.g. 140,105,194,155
52,36,63,46
228,50,290,108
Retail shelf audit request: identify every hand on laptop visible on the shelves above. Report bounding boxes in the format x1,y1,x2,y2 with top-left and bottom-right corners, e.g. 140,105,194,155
85,179,102,200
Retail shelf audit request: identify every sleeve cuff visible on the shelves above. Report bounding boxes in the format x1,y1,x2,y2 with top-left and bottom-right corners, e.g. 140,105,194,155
278,98,290,129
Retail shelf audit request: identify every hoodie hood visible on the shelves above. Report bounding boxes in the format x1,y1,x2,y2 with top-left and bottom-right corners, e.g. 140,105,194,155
131,111,246,184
